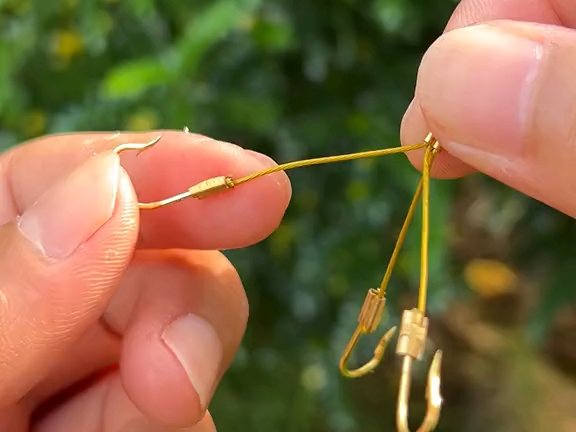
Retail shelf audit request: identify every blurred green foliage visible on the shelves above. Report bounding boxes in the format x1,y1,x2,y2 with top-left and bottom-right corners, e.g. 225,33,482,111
2,0,576,431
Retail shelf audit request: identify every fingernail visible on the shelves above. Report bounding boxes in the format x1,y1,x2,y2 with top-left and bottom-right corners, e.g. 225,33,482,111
162,314,223,410
418,24,543,156
18,153,120,259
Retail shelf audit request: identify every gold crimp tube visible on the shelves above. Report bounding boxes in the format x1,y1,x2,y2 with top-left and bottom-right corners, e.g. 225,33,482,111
358,288,386,332
396,308,429,360
188,176,235,199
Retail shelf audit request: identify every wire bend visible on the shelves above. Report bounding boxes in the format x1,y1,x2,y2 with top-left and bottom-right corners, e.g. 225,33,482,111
339,288,397,378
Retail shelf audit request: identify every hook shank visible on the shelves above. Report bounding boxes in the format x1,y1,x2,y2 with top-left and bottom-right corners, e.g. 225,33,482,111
395,308,442,432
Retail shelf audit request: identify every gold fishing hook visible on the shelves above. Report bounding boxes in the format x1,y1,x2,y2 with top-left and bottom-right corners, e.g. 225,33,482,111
338,289,396,378
339,178,423,378
395,307,443,432
393,137,443,432
397,346,443,432
113,131,444,431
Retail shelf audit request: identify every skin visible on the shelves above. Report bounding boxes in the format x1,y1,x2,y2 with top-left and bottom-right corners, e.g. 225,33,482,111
402,0,576,216
0,1,575,430
0,131,290,431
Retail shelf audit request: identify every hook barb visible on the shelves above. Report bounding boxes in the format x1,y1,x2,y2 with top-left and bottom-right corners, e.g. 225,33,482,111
339,288,397,378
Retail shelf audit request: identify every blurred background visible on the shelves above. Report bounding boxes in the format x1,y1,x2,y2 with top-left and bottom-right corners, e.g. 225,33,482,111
2,0,576,431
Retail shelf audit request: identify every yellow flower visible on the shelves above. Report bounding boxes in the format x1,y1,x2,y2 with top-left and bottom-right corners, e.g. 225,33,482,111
125,109,159,132
464,259,518,298
51,29,84,62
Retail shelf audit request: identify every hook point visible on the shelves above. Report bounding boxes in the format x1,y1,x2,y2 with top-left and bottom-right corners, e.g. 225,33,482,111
113,135,162,156
137,135,162,155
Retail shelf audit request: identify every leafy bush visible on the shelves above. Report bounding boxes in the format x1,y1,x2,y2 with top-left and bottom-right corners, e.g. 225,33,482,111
2,1,576,431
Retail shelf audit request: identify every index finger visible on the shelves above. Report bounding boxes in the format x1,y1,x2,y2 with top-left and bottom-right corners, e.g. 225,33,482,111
1,130,291,250
401,0,575,178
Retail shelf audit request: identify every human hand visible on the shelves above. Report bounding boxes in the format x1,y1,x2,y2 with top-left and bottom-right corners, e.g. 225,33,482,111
401,0,576,217
0,131,291,431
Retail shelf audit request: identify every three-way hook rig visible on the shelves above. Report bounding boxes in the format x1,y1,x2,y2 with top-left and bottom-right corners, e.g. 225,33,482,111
114,132,443,432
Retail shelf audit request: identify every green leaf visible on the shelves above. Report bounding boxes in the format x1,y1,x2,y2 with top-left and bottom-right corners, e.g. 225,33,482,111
176,0,245,74
101,57,172,99
251,19,294,52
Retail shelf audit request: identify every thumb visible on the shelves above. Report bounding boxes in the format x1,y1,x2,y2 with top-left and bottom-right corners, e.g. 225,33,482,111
0,152,137,404
402,20,576,217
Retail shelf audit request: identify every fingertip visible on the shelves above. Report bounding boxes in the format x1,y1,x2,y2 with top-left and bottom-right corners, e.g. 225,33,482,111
401,99,427,171
196,411,218,431
124,133,293,250
243,149,292,205
121,309,205,427
161,314,223,412
401,99,475,179
4,130,293,250
117,250,247,427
